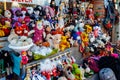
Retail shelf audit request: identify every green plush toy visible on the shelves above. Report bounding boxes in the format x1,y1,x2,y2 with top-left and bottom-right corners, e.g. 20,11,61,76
33,49,58,60
72,63,82,80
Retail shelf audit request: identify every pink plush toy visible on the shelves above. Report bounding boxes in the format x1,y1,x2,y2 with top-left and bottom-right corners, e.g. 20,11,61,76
33,21,44,45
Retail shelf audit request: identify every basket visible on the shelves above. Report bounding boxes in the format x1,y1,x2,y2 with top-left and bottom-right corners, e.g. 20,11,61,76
8,43,34,53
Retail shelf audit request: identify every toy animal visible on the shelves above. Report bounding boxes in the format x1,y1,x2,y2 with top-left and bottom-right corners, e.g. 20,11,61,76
59,36,70,51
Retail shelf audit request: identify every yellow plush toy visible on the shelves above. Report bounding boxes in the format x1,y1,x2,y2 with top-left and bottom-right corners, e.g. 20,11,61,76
59,36,70,51
85,25,92,33
80,32,89,47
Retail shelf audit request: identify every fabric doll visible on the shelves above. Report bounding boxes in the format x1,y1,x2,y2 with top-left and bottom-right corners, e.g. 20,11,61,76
0,18,11,36
36,5,46,18
21,51,28,65
11,8,23,28
21,7,28,19
15,26,23,36
33,7,41,21
72,2,79,18
1,50,13,76
44,6,55,20
33,20,44,45
26,7,34,15
21,22,30,36
4,10,12,24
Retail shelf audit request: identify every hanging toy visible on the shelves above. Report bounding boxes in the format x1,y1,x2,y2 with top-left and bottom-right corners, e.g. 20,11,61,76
21,51,28,65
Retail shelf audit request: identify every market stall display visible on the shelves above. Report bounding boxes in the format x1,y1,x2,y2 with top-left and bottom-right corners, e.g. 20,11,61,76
0,0,119,80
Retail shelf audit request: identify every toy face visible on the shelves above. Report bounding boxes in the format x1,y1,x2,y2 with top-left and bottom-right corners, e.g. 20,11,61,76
34,10,40,16
45,8,49,13
36,21,43,30
4,10,11,18
27,7,33,14
15,10,22,17
22,10,26,15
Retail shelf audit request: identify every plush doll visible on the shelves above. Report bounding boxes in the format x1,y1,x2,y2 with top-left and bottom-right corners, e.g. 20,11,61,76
72,2,79,18
12,8,23,25
26,7,34,16
64,64,75,80
74,20,85,33
80,32,89,46
33,20,44,45
36,5,46,18
85,25,92,33
72,63,82,80
8,29,18,42
4,10,12,23
21,7,28,19
20,22,34,36
59,36,70,51
0,18,11,36
66,53,76,64
58,76,67,80
33,7,42,21
15,26,23,36
52,34,62,50
21,51,28,65
1,50,13,76
44,6,55,20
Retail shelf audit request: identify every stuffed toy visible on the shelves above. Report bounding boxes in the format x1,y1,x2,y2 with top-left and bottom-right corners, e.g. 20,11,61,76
80,32,89,46
1,50,13,76
72,63,82,80
40,59,57,80
72,2,79,18
36,5,46,18
64,64,75,80
31,69,45,80
21,7,28,19
4,10,12,22
0,19,11,36
66,53,76,64
74,20,85,32
33,20,44,45
8,29,18,42
26,7,34,16
12,8,23,26
15,26,23,36
85,25,92,33
58,76,67,80
59,36,70,51
44,6,55,20
52,34,62,50
21,51,28,65
33,7,42,21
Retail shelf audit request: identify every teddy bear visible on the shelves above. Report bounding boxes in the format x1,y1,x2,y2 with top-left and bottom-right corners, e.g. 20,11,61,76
59,36,70,51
